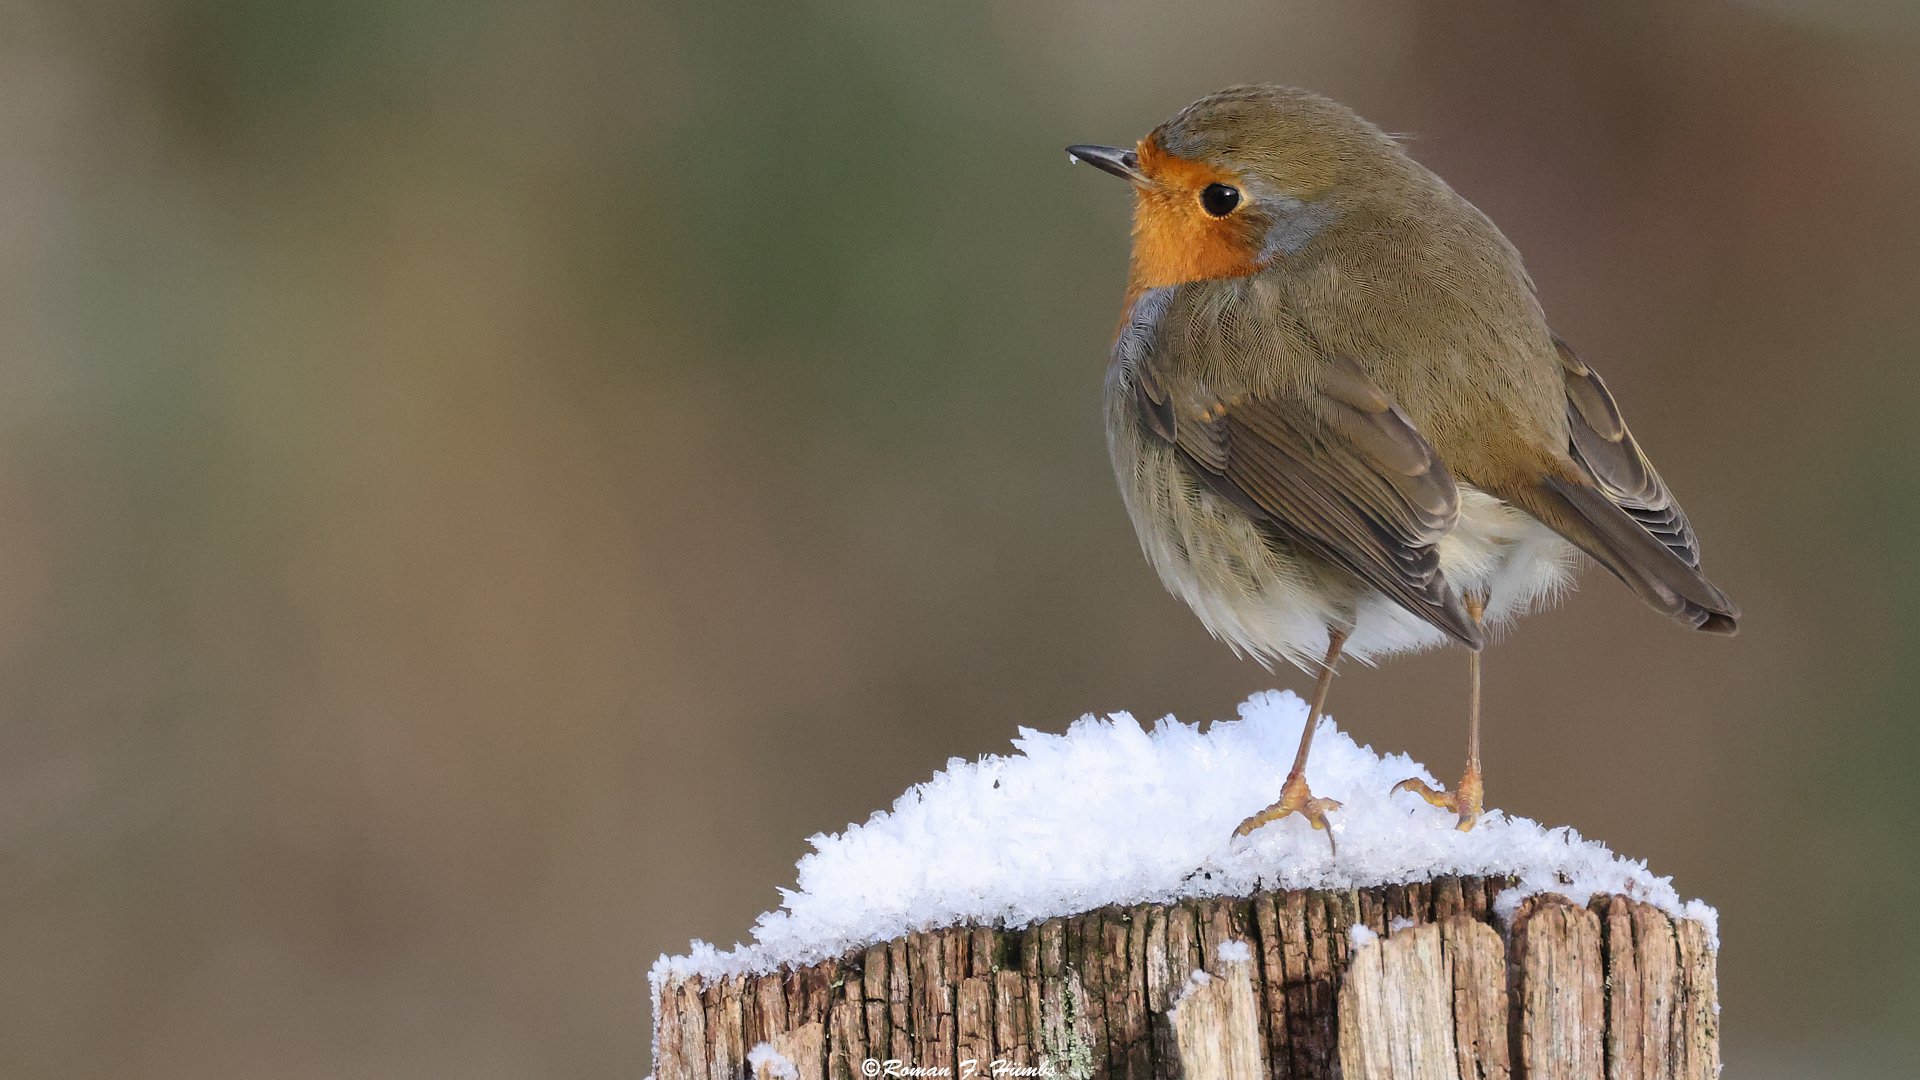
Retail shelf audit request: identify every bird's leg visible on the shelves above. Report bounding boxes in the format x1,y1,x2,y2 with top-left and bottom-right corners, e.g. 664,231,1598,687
1234,627,1348,852
1394,592,1487,830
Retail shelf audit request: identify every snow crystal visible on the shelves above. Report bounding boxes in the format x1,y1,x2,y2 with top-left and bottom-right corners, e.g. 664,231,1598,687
1388,916,1416,935
1348,924,1379,950
652,690,1716,990
1170,967,1214,1008
746,1043,797,1080
1215,939,1253,964
1681,899,1722,945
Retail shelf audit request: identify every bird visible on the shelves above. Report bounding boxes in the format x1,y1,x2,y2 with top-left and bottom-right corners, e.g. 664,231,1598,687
1067,85,1738,849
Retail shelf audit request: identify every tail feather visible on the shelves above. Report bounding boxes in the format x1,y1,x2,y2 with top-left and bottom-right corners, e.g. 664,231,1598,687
1521,476,1740,635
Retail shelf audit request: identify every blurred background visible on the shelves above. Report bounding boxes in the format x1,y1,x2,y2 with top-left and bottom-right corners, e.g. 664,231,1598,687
3,1,1916,1076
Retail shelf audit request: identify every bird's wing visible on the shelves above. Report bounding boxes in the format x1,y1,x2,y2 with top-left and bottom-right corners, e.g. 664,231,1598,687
1502,337,1739,634
1130,348,1483,648
1554,338,1702,568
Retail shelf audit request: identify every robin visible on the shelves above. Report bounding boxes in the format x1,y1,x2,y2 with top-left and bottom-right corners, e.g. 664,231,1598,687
1068,85,1737,849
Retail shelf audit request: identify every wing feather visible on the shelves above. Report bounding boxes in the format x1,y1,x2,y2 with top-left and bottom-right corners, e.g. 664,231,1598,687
1554,337,1703,569
1530,336,1739,634
1129,349,1481,647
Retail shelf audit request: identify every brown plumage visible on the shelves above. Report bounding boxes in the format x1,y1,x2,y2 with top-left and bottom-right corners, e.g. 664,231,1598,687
1069,85,1737,846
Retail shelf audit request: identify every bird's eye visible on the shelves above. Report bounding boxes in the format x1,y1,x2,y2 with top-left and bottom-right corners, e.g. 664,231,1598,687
1199,183,1241,217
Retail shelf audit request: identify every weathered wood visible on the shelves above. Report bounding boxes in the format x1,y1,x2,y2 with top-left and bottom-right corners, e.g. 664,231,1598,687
1511,896,1605,1080
1440,917,1510,1080
1169,948,1264,1080
749,1021,825,1080
1336,917,1509,1080
1339,921,1461,1079
653,879,1718,1080
1671,918,1720,1080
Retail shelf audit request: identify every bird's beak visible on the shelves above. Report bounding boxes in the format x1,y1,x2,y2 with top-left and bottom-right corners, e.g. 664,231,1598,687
1066,144,1148,185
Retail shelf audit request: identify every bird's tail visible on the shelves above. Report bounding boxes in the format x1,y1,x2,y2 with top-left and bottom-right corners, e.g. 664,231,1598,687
1514,476,1740,634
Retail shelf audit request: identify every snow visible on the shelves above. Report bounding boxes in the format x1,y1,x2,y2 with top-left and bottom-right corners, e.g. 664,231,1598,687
1171,967,1213,1008
1348,924,1379,950
746,1043,797,1080
652,690,1716,993
1215,939,1253,964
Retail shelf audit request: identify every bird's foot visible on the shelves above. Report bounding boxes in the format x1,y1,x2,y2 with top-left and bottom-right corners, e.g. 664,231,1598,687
1233,771,1342,853
1392,765,1483,831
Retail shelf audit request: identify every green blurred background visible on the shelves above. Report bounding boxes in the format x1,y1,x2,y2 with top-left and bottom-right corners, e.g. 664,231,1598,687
3,1,1917,1076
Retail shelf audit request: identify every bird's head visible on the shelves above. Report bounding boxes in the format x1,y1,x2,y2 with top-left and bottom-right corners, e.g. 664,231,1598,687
1069,85,1407,294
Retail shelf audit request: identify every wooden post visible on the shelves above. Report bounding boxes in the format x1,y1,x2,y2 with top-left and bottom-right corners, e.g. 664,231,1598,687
652,876,1718,1080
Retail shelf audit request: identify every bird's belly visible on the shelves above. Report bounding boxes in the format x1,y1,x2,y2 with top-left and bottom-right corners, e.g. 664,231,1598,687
1109,413,1353,670
1434,487,1577,623
1110,403,1574,669
1324,487,1577,662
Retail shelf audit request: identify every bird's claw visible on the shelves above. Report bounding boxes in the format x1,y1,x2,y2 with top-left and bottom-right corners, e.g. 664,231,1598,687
1234,772,1342,854
1392,767,1484,831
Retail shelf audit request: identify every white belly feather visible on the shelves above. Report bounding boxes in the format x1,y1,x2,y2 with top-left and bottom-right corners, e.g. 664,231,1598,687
1348,487,1576,662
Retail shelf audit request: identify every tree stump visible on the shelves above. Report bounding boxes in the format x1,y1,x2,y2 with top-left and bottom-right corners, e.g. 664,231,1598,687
650,876,1717,1080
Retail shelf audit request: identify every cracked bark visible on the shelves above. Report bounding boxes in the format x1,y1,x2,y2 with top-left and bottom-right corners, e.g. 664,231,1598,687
654,877,1718,1080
